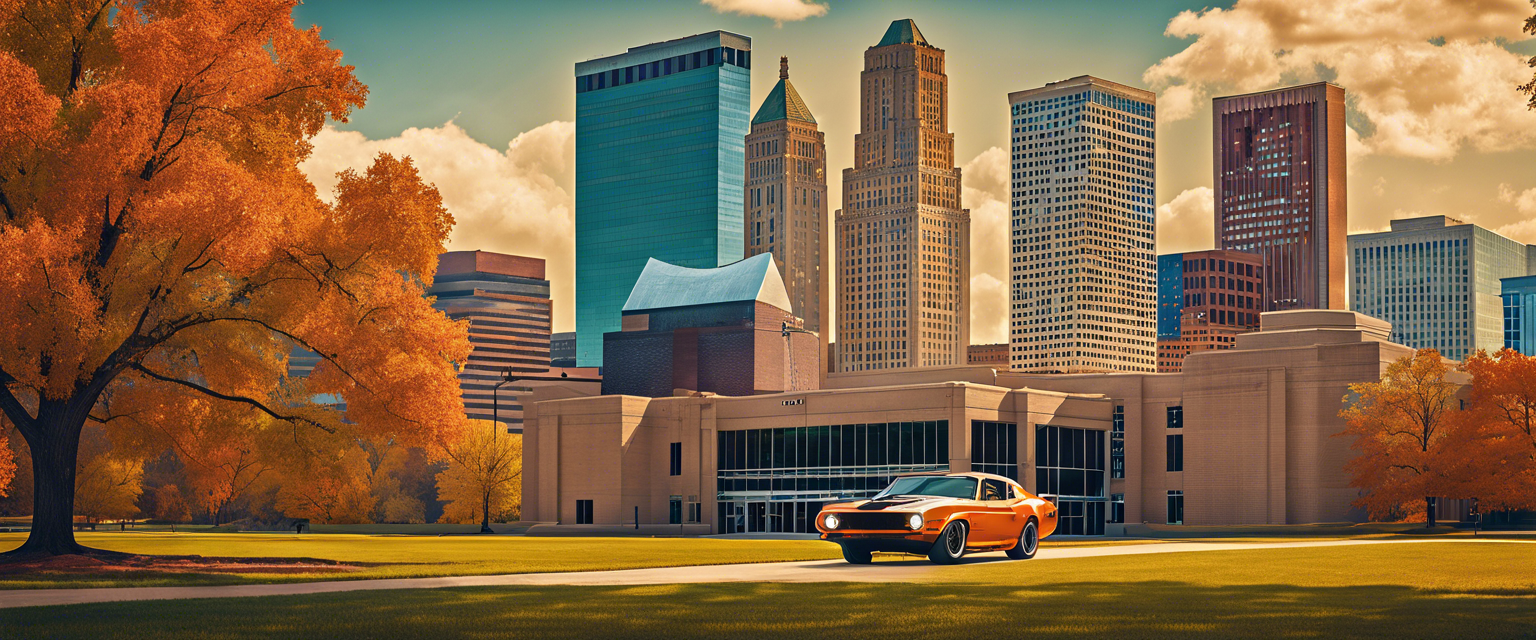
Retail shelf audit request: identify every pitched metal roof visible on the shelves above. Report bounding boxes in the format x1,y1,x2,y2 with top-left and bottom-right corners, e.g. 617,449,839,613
621,253,793,313
876,19,928,48
751,58,816,125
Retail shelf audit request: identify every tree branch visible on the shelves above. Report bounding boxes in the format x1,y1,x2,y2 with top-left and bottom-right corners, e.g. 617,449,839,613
128,363,335,434
0,372,37,437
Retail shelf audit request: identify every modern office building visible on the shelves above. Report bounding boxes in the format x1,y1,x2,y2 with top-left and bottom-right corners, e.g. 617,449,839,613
1214,82,1347,312
967,343,1008,366
746,57,828,365
601,254,818,398
1349,216,1534,360
835,19,970,372
574,31,752,367
1156,250,1263,372
1502,275,1536,355
1008,76,1158,373
429,251,553,432
1157,253,1184,339
549,332,577,368
523,309,1414,534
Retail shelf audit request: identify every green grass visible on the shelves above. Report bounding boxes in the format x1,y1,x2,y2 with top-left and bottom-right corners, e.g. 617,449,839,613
0,533,843,589
3,542,1532,639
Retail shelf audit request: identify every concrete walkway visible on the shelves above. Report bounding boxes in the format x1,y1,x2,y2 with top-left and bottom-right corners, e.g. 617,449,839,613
1,537,1527,610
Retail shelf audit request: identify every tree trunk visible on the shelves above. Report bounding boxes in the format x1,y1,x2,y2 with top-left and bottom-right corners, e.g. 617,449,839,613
480,488,492,534
1425,496,1437,528
6,419,85,556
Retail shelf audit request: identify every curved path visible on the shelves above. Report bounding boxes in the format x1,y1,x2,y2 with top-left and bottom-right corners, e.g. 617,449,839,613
1,538,1526,609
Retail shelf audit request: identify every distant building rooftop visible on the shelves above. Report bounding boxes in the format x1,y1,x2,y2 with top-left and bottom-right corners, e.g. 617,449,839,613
875,19,930,48
622,253,792,313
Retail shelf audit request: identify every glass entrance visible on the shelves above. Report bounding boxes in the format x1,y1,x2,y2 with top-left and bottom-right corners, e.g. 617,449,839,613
747,501,767,532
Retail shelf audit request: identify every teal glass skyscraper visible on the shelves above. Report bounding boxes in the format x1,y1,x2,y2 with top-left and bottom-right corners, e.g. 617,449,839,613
574,31,752,366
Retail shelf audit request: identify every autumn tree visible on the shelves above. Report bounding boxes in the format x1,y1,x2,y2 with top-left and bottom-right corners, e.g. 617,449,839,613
274,445,374,525
148,483,189,523
0,1,470,556
0,429,14,500
437,424,520,532
1460,349,1536,512
1523,2,1536,110
72,424,142,524
1339,349,1466,526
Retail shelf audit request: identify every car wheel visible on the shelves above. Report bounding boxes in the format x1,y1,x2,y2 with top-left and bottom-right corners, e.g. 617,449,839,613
1006,519,1039,560
928,520,967,565
841,544,873,564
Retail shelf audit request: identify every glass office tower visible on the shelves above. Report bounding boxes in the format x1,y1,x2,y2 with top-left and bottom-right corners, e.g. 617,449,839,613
574,31,752,366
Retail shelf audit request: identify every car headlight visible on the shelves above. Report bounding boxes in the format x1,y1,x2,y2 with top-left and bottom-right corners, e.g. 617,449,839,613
907,513,925,530
822,514,840,530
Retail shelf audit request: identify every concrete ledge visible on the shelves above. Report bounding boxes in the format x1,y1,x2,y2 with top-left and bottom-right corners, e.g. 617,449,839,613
523,524,713,537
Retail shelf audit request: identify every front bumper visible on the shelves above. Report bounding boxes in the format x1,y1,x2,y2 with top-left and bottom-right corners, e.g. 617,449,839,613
821,532,937,555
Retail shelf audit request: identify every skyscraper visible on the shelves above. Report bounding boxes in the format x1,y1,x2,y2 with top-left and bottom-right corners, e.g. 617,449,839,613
1008,76,1158,373
1214,82,1347,311
1154,249,1262,373
746,57,827,357
574,32,752,366
430,251,552,432
1350,216,1535,360
835,19,970,372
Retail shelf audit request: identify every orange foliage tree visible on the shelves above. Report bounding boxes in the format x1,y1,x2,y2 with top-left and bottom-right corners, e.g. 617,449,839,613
437,424,520,531
0,429,14,499
1339,349,1466,526
0,1,470,555
1460,349,1536,512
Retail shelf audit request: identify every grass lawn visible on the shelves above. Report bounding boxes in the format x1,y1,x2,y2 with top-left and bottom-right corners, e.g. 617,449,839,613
0,533,843,589
3,541,1532,639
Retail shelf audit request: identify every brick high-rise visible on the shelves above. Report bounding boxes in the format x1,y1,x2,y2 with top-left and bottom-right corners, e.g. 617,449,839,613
1214,82,1346,311
746,57,828,363
836,19,970,372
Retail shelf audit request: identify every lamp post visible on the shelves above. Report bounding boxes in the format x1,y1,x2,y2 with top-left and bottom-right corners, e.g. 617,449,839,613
486,367,568,533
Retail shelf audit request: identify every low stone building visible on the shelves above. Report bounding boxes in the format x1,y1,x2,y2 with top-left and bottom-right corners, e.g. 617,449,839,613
523,310,1410,534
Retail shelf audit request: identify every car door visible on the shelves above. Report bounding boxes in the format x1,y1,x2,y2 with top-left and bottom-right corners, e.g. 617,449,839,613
974,478,1017,544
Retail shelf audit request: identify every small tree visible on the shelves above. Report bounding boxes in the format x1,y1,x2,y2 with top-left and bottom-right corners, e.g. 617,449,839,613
1460,349,1536,512
72,427,142,525
149,483,189,523
436,423,521,532
1339,349,1464,526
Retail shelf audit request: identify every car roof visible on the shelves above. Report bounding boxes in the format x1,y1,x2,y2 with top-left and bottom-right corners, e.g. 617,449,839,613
894,471,1022,486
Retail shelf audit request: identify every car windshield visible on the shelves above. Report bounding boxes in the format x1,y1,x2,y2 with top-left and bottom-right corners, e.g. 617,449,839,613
873,476,978,500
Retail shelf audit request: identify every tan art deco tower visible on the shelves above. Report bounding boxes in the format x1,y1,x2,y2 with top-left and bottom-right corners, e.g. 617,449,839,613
836,19,970,372
746,57,828,359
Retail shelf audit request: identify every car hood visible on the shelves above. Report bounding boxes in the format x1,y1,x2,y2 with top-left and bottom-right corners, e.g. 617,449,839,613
845,496,959,512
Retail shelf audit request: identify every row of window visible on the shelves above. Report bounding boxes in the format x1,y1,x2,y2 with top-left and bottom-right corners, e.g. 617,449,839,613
576,46,749,94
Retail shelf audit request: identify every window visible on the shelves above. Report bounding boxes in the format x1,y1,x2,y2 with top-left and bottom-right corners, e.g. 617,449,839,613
971,420,1018,480
982,479,1009,501
1166,405,1183,429
669,442,682,476
1109,493,1125,524
575,500,594,525
1110,405,1125,479
687,499,701,524
1167,434,1184,472
669,497,682,525
1167,491,1184,524
1036,425,1107,535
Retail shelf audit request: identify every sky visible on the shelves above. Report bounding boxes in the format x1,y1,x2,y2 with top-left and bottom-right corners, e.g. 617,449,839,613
291,0,1536,344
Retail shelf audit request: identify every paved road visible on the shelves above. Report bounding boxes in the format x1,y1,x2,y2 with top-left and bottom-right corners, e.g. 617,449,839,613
1,538,1526,610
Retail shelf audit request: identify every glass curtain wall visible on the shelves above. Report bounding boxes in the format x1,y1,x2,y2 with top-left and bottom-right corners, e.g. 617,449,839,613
1036,425,1108,535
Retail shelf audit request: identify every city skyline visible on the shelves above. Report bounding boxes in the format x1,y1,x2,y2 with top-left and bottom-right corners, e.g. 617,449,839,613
292,0,1536,345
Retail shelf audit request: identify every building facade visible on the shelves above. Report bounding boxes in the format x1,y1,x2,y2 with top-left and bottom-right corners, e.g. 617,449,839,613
1214,82,1347,312
835,19,970,372
1349,216,1534,360
523,310,1412,534
574,31,752,366
1157,253,1183,339
746,57,828,363
430,251,553,432
1155,250,1263,372
550,332,576,368
1502,275,1536,355
1008,76,1158,373
602,254,818,397
967,343,1009,366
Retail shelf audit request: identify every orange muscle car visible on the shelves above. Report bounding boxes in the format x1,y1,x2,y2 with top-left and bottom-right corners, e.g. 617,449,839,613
815,472,1058,564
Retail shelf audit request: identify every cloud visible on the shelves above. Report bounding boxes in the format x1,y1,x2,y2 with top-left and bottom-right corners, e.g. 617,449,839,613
1144,0,1536,161
1156,187,1215,254
701,0,827,23
1497,183,1536,242
300,121,577,332
962,147,1009,346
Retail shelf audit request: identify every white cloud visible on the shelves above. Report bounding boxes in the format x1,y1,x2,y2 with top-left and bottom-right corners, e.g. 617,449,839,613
701,0,827,23
1497,183,1536,242
1156,187,1215,254
300,121,577,332
962,147,1009,346
1144,0,1536,161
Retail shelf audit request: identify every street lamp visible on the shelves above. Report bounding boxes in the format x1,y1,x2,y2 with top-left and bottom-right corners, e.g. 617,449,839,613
486,367,568,534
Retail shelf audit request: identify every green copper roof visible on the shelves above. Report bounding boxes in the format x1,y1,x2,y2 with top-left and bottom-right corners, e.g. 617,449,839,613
751,57,816,126
876,19,928,47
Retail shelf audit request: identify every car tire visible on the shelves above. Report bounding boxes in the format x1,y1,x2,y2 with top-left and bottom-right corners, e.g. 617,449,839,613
928,520,967,565
1005,519,1039,560
841,544,873,564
